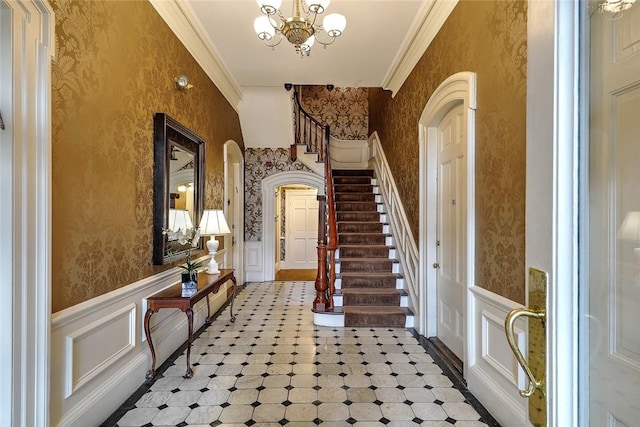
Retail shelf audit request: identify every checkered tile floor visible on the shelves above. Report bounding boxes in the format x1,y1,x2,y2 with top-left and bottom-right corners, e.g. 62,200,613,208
106,280,498,426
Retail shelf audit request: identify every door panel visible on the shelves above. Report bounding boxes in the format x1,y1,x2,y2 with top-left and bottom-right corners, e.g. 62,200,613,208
588,6,640,424
286,190,318,268
437,104,466,359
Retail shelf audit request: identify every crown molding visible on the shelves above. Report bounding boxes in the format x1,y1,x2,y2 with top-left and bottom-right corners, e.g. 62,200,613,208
149,0,243,111
381,0,459,97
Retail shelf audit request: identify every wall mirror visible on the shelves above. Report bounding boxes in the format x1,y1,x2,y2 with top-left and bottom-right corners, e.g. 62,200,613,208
153,113,205,265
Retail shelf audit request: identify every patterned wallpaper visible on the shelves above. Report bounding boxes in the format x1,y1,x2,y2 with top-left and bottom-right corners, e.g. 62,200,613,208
244,149,314,242
300,86,368,140
50,0,244,312
369,0,527,303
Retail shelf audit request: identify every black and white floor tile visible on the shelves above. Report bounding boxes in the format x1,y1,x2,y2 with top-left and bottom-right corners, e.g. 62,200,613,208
105,281,499,426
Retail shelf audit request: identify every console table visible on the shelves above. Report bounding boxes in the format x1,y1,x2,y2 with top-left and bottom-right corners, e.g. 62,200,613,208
144,269,236,380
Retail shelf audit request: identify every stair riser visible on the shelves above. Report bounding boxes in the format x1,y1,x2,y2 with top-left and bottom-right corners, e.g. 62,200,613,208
339,260,394,272
335,193,376,202
343,294,400,306
334,185,373,193
333,169,374,177
337,212,380,222
336,202,378,212
338,223,382,233
339,277,399,288
344,312,406,328
339,234,386,245
334,177,372,185
333,294,410,308
338,247,389,258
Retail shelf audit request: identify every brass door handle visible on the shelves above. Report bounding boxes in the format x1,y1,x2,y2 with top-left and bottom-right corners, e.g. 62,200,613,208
505,307,546,397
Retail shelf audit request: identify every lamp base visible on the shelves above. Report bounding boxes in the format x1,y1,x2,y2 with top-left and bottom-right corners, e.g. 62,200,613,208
206,237,220,275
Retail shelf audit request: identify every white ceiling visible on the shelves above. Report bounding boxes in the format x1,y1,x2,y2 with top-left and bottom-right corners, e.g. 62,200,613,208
184,0,427,89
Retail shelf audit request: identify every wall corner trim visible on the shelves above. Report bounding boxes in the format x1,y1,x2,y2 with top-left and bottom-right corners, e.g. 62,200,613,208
149,0,243,111
381,0,458,97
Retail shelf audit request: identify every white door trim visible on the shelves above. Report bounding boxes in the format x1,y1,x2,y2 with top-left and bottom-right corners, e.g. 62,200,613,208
262,171,324,281
418,72,477,362
224,140,245,285
4,1,54,426
283,188,319,269
526,1,581,425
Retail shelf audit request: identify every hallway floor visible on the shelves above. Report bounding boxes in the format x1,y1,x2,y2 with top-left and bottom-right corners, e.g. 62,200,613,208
105,280,498,426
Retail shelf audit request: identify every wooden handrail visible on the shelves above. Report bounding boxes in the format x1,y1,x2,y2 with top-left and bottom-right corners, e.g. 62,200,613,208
291,89,337,313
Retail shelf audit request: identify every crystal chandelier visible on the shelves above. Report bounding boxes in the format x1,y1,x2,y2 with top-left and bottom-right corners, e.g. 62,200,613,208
599,0,636,18
254,0,346,57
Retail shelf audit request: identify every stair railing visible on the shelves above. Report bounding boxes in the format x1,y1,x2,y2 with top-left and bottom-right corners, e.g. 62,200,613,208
290,89,337,312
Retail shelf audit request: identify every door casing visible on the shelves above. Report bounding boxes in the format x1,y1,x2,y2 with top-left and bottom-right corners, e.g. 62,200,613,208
418,72,477,367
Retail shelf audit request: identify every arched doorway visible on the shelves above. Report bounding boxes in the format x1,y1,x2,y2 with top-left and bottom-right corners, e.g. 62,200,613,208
261,171,324,281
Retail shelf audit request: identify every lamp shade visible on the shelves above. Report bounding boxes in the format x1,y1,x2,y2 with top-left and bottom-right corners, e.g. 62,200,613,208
301,35,315,52
323,13,346,37
619,211,640,241
200,210,231,236
168,209,193,232
254,16,277,40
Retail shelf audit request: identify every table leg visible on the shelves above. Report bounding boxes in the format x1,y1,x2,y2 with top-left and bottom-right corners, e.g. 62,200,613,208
229,276,237,322
205,294,211,325
143,308,157,381
184,308,194,378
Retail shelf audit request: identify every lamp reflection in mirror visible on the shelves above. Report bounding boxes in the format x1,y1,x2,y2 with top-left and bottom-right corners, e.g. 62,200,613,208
200,210,231,274
167,209,193,236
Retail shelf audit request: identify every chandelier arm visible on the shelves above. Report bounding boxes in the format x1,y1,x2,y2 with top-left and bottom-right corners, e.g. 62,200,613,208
263,33,284,49
313,31,337,47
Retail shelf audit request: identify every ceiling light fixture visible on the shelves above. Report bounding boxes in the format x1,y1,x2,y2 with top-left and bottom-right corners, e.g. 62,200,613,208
254,0,346,58
599,0,636,18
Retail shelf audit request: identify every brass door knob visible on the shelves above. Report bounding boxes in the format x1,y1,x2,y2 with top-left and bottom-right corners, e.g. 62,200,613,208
433,262,440,269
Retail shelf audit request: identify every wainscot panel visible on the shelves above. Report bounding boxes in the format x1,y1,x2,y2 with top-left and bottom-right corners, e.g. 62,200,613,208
51,253,231,427
466,285,529,427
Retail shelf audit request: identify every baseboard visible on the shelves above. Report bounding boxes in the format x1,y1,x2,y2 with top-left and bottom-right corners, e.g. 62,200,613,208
427,336,464,384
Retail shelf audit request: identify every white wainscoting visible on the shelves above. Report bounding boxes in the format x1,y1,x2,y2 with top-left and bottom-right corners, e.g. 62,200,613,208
50,252,232,427
330,137,369,169
369,132,420,322
244,240,264,282
466,285,530,427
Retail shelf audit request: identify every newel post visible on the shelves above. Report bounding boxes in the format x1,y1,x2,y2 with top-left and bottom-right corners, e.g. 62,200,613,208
313,195,329,311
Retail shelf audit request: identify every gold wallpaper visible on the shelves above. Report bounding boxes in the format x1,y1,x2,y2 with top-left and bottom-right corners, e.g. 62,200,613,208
369,0,527,303
50,0,244,312
300,86,369,140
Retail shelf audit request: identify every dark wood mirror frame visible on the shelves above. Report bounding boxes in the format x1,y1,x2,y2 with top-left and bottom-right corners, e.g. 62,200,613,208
153,113,205,265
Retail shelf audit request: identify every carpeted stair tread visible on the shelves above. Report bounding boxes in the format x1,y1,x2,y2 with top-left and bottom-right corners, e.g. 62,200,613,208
336,201,378,211
344,306,407,328
341,288,403,306
339,258,396,273
335,192,376,202
338,222,383,233
339,233,387,245
333,169,374,177
338,245,390,258
337,211,380,221
339,272,402,288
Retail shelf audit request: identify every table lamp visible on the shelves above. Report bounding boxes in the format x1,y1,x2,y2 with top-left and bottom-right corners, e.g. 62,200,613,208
199,209,231,274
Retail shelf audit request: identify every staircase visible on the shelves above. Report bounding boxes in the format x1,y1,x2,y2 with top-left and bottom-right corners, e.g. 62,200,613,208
333,169,410,328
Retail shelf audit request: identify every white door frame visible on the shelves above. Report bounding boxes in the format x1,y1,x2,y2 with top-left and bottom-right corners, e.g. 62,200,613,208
526,1,581,425
2,1,54,426
418,72,477,358
224,140,245,285
262,171,324,281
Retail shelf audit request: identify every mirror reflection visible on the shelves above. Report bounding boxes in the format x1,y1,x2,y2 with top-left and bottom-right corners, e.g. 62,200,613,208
152,113,205,265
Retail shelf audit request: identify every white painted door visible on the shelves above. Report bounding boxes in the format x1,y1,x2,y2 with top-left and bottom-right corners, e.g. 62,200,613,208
436,104,466,359
285,189,318,268
586,6,640,425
